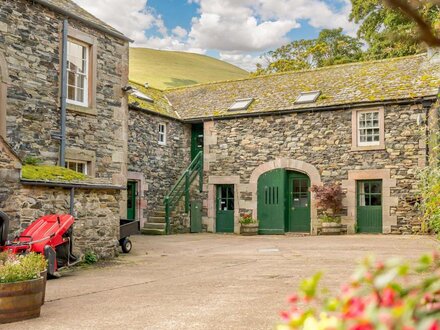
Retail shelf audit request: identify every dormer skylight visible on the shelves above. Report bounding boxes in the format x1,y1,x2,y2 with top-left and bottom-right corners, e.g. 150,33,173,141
295,91,321,104
131,89,154,103
228,98,254,111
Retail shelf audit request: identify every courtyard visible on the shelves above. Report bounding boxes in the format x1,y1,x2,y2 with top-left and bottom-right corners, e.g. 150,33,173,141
8,234,439,330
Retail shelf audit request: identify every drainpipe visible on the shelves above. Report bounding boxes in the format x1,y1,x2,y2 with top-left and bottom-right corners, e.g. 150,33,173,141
59,19,68,167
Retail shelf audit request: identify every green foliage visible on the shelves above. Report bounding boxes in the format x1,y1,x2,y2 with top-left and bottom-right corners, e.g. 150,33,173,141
84,250,98,265
22,165,87,182
418,166,440,235
319,214,341,224
278,252,440,329
22,156,42,165
239,214,258,225
130,48,249,90
0,252,47,284
253,28,363,75
349,0,440,60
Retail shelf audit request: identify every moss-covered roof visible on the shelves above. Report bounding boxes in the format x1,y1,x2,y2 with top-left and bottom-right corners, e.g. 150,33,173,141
34,0,128,40
128,81,180,119
130,54,439,120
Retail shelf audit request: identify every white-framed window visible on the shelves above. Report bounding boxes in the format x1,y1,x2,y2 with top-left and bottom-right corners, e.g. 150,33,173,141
158,123,166,145
358,111,380,146
67,40,89,107
65,160,88,175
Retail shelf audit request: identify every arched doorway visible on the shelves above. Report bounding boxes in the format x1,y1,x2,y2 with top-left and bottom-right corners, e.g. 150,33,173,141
257,169,311,234
0,53,8,138
250,158,321,234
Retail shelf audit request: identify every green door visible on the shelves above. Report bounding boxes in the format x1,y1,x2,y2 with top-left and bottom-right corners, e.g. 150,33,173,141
357,180,382,233
257,169,286,234
127,181,137,220
190,201,202,233
287,172,311,232
191,123,204,160
216,185,234,233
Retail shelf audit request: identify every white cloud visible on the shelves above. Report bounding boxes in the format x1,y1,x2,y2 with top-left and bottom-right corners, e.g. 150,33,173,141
73,0,358,71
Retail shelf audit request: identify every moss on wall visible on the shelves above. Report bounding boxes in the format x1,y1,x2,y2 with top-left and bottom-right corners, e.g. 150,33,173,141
22,165,87,182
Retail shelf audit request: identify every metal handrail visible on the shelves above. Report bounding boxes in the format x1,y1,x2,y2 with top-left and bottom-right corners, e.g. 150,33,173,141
164,151,203,234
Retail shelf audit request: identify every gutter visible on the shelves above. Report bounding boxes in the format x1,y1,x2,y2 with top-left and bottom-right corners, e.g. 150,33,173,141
31,0,133,42
20,179,126,190
129,103,181,121
181,96,439,123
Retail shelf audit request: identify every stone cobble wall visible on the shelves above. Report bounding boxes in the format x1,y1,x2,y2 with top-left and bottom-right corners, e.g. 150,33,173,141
205,104,426,233
5,185,121,258
128,110,190,220
0,0,128,184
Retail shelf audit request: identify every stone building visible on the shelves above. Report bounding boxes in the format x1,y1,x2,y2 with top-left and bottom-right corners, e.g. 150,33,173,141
0,0,130,258
128,53,440,236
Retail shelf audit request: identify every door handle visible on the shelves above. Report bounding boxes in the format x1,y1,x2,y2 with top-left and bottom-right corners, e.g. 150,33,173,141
291,207,295,211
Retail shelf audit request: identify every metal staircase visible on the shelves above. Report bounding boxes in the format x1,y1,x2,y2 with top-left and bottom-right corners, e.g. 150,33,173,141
141,151,203,235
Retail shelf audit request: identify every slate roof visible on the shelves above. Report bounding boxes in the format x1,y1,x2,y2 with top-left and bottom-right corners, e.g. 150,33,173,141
33,0,128,40
128,82,180,119
149,54,438,121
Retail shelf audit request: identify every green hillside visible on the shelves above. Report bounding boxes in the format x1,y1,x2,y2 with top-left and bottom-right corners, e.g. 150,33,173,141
129,48,249,90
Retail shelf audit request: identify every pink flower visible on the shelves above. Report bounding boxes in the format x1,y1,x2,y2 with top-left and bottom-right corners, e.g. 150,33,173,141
381,287,396,307
288,293,299,304
428,320,440,330
343,297,366,318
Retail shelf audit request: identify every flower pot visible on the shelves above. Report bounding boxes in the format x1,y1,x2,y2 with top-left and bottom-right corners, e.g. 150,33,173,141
240,223,259,236
0,277,45,324
320,222,342,235
41,270,47,305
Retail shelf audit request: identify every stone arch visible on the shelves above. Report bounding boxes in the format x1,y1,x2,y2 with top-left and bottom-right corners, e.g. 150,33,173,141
0,52,8,138
249,158,322,234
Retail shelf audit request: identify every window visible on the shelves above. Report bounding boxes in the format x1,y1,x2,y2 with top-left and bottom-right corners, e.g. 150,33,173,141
67,40,89,107
158,123,166,145
65,160,89,175
358,111,380,146
228,98,254,111
295,91,321,104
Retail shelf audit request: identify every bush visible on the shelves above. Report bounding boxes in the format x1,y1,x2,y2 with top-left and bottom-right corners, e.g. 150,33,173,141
320,214,341,224
22,165,87,182
0,252,47,284
239,214,258,225
84,250,98,264
310,183,343,216
418,167,440,235
278,252,440,330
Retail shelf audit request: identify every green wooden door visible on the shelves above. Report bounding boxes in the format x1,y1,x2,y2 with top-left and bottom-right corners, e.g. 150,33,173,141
257,169,286,234
357,180,382,233
216,185,234,233
287,172,311,232
191,124,204,160
127,181,137,220
190,201,202,233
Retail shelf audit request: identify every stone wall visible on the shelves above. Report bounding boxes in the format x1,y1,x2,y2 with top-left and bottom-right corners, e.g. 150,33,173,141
128,109,190,221
0,0,129,186
4,184,121,259
203,103,427,234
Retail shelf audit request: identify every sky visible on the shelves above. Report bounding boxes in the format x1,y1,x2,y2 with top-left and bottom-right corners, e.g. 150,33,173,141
74,0,358,71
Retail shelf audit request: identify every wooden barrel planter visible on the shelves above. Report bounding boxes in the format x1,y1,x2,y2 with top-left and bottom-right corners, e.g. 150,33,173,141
240,223,259,236
0,277,45,324
321,222,342,235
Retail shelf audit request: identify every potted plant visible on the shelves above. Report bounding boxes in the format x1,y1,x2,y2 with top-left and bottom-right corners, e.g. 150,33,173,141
310,183,344,235
239,214,259,236
0,252,47,324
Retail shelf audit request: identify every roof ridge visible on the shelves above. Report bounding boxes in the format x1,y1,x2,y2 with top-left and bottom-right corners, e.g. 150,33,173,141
164,53,427,93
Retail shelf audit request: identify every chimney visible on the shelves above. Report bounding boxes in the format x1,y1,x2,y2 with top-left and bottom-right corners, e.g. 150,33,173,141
427,47,440,63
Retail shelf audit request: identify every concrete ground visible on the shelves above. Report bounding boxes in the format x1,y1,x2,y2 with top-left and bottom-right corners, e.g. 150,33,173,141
7,234,439,330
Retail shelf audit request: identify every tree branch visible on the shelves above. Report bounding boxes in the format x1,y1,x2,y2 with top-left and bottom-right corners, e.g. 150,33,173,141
384,0,440,46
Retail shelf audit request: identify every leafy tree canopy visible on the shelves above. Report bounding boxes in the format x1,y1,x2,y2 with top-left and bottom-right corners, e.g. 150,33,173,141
253,28,363,75
350,0,440,60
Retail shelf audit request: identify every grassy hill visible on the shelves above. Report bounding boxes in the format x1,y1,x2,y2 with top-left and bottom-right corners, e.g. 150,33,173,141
129,48,249,90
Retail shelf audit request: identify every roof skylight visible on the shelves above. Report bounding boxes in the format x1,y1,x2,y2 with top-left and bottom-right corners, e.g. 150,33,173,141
131,89,154,103
228,98,254,111
295,91,321,104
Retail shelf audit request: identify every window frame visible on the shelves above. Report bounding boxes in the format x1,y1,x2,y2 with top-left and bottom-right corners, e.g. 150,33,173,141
65,159,89,175
357,111,380,147
351,107,385,151
63,27,97,115
66,39,89,107
158,123,167,146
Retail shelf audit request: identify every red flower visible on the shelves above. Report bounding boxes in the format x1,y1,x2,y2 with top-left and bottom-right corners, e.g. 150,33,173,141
428,320,440,330
344,297,366,318
349,322,374,330
279,310,290,321
288,293,299,304
381,287,396,307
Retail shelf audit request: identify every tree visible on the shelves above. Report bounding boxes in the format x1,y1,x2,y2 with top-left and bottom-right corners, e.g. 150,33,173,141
253,28,363,75
350,0,440,59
